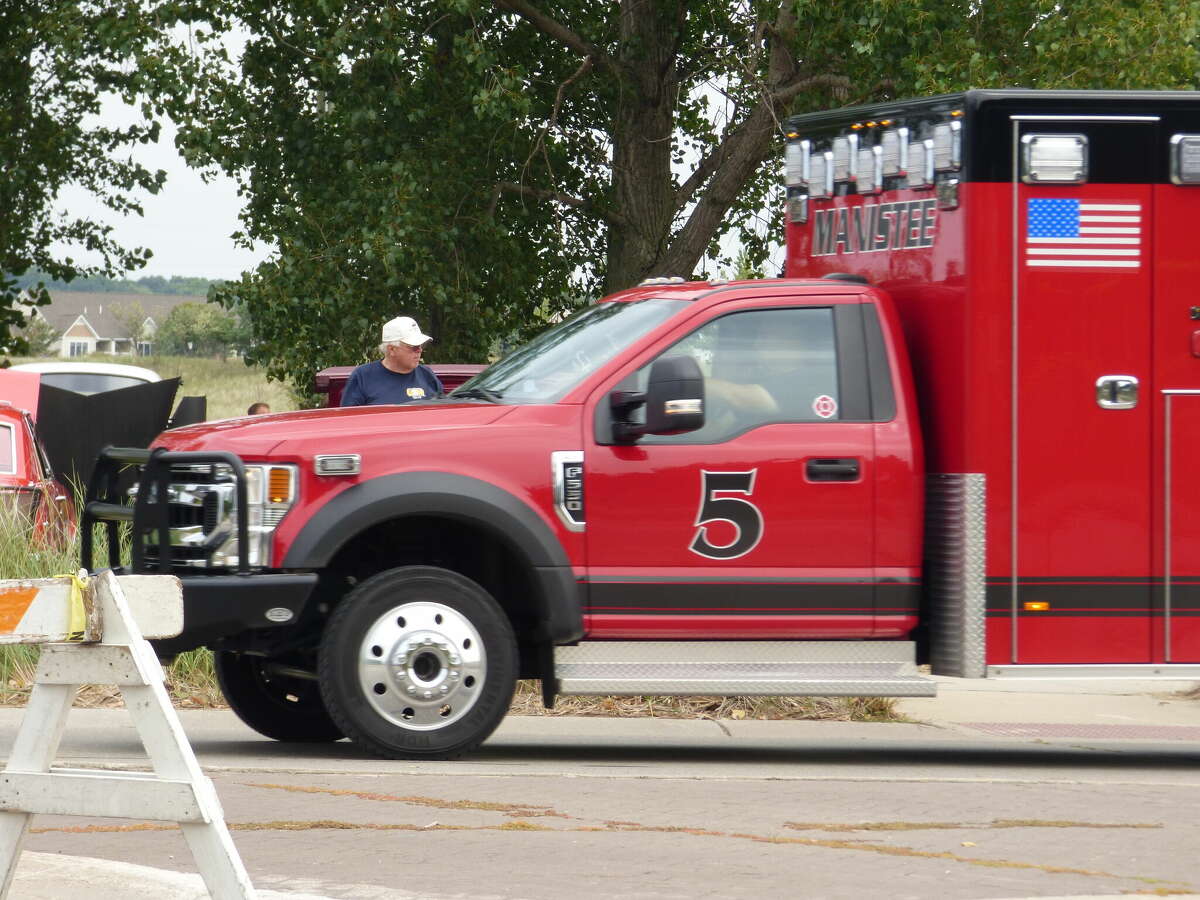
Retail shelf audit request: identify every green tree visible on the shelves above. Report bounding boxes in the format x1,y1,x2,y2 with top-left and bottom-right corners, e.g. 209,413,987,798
111,300,150,354
171,0,1199,390
0,1,197,354
13,312,59,356
156,301,245,358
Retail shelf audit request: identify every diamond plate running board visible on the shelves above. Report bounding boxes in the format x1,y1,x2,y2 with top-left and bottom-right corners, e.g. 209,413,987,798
554,641,936,697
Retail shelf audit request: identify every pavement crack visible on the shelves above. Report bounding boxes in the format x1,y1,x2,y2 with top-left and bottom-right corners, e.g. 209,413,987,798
784,818,1162,833
241,781,567,818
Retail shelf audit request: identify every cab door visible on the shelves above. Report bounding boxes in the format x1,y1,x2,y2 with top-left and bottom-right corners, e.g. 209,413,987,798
583,298,883,639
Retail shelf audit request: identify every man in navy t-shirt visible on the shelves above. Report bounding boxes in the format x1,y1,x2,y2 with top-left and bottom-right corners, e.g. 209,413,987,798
340,316,445,406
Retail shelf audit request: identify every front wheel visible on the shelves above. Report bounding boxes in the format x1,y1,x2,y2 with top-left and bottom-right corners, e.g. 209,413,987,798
318,566,517,760
214,650,344,742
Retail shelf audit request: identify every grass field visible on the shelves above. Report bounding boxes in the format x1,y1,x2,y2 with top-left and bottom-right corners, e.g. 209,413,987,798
11,352,298,421
0,353,897,721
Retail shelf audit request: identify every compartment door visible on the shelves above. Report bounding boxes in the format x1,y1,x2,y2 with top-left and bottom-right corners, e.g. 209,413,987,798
1164,392,1200,662
1012,120,1156,663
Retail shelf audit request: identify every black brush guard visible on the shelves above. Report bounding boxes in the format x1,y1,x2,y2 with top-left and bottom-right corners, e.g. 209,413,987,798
82,446,251,575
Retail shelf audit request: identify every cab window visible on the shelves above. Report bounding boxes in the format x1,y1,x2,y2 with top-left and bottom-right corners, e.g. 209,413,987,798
0,423,15,474
634,307,840,444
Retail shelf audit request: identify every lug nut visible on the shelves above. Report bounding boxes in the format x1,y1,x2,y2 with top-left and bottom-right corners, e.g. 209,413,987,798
422,690,433,699
406,685,416,695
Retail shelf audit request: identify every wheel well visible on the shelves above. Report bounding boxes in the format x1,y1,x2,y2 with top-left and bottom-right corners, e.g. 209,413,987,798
320,514,546,672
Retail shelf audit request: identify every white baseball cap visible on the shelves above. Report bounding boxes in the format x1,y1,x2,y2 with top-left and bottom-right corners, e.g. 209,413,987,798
381,316,432,346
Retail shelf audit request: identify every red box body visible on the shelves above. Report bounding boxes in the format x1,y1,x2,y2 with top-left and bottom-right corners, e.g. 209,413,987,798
784,90,1200,665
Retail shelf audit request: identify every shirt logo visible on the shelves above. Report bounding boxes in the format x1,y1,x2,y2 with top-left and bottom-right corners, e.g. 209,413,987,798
406,387,426,399
1026,199,1142,270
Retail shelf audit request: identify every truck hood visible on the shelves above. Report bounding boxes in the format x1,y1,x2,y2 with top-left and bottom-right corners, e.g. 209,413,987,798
153,402,517,457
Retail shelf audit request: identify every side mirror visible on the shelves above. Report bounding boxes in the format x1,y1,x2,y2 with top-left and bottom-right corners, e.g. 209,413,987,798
610,355,705,443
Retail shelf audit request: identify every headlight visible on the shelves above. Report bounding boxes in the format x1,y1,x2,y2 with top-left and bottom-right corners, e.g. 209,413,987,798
210,464,297,568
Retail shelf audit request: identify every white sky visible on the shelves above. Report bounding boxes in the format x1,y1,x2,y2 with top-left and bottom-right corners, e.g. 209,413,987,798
54,101,269,283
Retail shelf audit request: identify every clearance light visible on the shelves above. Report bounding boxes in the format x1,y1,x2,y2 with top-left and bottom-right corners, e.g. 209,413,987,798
906,139,934,189
785,139,810,188
857,145,882,194
808,150,832,199
1023,601,1050,612
832,134,857,183
932,121,962,172
314,454,361,476
880,127,909,177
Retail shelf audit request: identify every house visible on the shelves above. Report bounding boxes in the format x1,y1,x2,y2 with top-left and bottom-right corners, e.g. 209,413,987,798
28,292,205,357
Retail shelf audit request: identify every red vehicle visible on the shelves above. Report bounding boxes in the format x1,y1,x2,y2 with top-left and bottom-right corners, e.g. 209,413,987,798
0,372,75,547
313,364,485,407
83,90,1200,761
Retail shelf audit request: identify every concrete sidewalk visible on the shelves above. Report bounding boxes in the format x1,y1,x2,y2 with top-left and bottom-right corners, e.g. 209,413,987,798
896,675,1200,742
5,676,1199,899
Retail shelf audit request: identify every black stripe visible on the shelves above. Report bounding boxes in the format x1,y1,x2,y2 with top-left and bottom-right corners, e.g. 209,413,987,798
986,581,1200,612
586,580,915,615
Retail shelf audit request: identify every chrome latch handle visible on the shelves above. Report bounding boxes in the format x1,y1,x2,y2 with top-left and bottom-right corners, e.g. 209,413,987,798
1095,375,1139,409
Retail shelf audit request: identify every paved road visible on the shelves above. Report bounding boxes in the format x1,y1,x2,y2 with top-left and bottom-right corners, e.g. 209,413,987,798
3,696,1200,900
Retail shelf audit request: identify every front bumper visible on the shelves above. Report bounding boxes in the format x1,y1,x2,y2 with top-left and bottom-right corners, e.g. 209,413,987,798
150,572,319,656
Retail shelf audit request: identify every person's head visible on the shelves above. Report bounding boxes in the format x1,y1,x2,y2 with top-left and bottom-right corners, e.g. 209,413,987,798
247,402,271,415
379,316,433,374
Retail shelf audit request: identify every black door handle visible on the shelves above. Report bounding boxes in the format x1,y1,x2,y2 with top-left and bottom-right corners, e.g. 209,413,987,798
805,457,860,481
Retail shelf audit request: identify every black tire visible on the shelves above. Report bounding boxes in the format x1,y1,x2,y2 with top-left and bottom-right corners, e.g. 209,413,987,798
318,566,517,760
214,650,344,743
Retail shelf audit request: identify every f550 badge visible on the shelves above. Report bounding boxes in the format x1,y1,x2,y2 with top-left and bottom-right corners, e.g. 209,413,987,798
551,450,585,532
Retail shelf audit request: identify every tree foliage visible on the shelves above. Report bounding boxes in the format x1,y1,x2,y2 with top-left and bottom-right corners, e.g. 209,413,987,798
155,300,251,358
168,0,1199,390
0,1,200,354
13,313,59,356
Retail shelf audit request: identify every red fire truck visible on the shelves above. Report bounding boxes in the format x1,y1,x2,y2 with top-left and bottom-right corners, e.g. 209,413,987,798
83,90,1200,760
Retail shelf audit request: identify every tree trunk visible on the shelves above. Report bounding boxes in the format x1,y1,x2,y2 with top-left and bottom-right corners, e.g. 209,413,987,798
603,1,681,293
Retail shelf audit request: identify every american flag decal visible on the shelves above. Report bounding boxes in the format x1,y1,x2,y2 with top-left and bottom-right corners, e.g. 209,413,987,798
1026,198,1142,269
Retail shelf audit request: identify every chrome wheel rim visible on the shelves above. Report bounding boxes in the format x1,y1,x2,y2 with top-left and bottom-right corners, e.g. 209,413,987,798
356,601,486,730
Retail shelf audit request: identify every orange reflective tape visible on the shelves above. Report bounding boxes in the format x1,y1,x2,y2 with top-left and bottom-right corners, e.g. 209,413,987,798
0,587,39,633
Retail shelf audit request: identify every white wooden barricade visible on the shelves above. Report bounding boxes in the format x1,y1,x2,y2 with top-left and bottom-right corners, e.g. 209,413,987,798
0,570,256,899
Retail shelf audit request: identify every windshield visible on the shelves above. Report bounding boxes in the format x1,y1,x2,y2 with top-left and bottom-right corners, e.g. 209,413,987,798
459,299,688,403
39,373,148,395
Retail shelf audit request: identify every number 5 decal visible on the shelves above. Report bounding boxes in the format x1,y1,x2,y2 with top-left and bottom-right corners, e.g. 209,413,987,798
690,470,763,560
